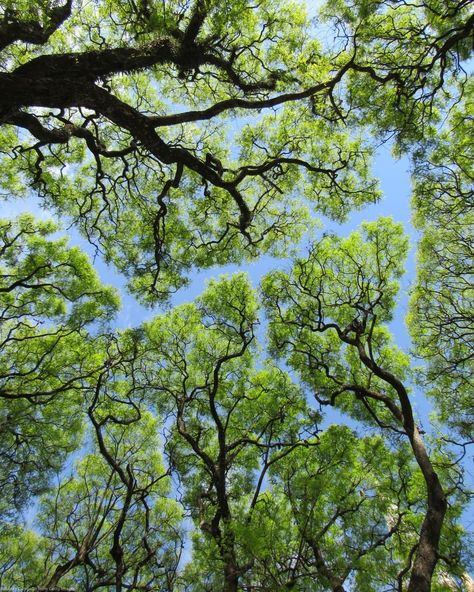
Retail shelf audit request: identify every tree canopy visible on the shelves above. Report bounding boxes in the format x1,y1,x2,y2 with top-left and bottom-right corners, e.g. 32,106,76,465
0,1,473,591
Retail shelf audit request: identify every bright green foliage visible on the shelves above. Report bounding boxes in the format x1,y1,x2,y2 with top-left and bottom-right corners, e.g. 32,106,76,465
262,218,410,426
5,417,183,590
0,215,119,513
246,427,418,591
320,0,473,148
0,333,184,591
0,523,44,590
0,215,118,398
36,419,182,590
409,82,474,441
145,274,317,590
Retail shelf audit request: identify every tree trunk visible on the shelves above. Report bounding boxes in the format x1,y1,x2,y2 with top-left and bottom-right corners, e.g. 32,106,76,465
355,341,448,592
406,431,447,592
223,562,239,592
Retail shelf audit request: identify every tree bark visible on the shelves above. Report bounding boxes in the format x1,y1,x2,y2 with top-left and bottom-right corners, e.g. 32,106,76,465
406,432,447,592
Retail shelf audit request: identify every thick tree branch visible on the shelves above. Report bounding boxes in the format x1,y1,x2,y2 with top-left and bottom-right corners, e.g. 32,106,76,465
0,1,72,52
